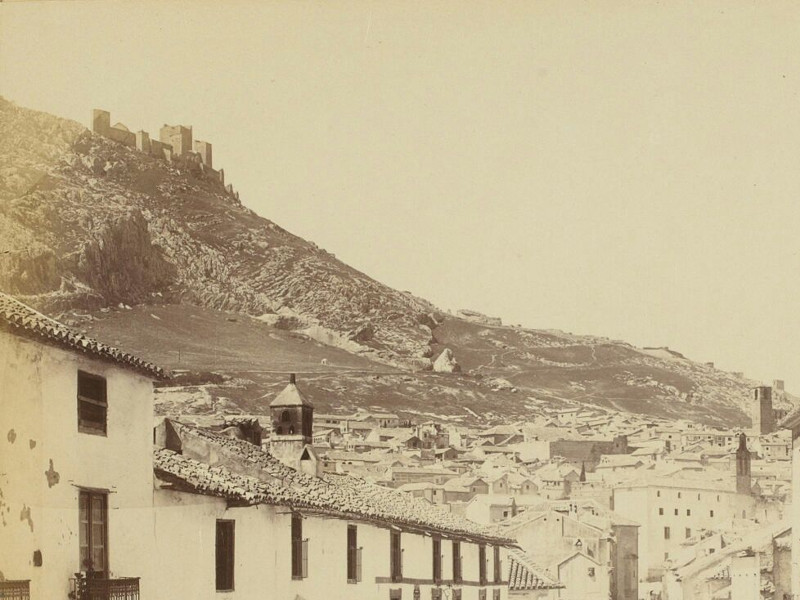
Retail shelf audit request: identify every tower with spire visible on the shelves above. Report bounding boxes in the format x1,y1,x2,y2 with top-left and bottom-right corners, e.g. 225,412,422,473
269,374,318,474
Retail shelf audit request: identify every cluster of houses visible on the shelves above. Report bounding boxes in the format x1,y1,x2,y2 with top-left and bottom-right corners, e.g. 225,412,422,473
0,293,549,600
1,289,799,600
258,382,795,600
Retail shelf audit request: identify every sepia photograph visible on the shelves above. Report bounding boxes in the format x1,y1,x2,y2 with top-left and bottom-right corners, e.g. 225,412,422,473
1,2,799,599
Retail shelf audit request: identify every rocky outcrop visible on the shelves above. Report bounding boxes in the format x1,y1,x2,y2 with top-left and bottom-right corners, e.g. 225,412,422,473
456,309,502,326
76,210,175,305
349,322,375,343
433,348,461,373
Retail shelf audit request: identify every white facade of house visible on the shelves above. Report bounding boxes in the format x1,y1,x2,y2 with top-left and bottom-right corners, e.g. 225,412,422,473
554,552,606,600
152,486,510,600
0,328,157,599
612,480,756,586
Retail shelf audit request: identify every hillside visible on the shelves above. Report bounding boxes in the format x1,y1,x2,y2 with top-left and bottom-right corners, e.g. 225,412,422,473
0,98,778,427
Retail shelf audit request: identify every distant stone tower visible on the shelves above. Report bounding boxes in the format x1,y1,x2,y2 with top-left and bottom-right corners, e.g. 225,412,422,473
135,130,151,154
91,109,110,136
160,123,193,157
752,386,774,435
735,433,752,495
269,374,315,473
194,140,213,168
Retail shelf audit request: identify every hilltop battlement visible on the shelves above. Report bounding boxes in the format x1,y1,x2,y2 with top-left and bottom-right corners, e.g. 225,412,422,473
90,109,237,200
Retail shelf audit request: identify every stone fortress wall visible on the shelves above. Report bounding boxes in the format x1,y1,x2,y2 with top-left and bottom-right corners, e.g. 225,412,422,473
91,109,238,200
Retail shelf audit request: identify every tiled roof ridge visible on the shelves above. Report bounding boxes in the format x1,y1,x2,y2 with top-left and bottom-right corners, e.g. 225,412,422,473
0,292,166,379
169,422,515,544
507,548,563,590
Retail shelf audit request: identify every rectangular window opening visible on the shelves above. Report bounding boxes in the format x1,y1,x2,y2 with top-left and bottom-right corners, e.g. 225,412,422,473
79,490,108,576
390,530,403,582
433,537,442,583
453,541,463,583
215,520,235,591
292,514,307,579
347,525,361,583
78,371,107,435
479,544,487,585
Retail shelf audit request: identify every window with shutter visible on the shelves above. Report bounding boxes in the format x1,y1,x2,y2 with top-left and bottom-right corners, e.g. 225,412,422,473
215,520,235,591
479,544,487,585
79,491,108,575
292,514,307,579
452,541,462,583
347,525,361,583
433,537,442,583
390,530,403,582
78,371,107,435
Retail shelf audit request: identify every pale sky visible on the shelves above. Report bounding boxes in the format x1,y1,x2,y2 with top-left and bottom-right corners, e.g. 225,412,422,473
2,1,799,389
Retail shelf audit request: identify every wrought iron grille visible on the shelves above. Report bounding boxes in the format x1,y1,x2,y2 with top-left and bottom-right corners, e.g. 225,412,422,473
0,580,30,600
70,577,140,600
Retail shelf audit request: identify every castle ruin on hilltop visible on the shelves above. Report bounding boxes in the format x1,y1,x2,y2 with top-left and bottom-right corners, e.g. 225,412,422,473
90,109,238,201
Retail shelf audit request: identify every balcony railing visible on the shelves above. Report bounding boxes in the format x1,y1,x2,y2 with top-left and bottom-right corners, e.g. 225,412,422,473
0,580,30,600
70,577,140,600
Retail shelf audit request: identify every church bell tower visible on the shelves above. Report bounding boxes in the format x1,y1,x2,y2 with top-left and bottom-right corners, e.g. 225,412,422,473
269,374,316,473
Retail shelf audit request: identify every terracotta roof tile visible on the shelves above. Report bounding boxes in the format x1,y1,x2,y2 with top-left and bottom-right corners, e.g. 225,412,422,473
507,549,563,590
0,293,166,379
157,423,514,544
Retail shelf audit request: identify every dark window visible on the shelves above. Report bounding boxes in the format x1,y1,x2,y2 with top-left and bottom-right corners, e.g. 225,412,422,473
686,509,691,516
479,544,487,584
658,508,664,515
215,520,234,591
674,509,678,516
493,546,501,583
79,491,108,575
292,514,307,579
664,527,670,540
685,528,691,539
78,371,107,435
710,510,715,517
433,537,442,583
453,541,462,583
390,530,402,582
347,525,360,583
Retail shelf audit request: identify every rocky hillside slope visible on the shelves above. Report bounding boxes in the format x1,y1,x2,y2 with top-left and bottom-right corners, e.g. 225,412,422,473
0,97,438,365
0,98,781,427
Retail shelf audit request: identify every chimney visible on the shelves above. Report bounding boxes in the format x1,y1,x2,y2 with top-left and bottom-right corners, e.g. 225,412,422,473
289,373,296,385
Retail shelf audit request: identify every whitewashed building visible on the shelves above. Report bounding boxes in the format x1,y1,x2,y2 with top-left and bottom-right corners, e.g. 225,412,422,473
154,416,517,600
0,293,521,600
0,292,166,600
